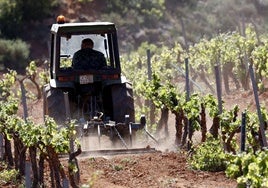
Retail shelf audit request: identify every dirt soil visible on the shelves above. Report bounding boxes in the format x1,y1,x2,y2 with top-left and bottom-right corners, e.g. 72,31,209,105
78,151,236,188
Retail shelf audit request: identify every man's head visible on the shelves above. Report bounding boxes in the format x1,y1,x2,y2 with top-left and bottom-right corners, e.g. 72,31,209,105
81,38,94,49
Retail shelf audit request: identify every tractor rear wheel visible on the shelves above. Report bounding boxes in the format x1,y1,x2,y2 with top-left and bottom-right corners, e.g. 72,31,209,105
43,84,66,125
109,82,135,146
111,82,135,123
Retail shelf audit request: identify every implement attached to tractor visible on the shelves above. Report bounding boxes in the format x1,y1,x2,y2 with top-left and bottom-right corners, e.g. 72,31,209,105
43,16,157,154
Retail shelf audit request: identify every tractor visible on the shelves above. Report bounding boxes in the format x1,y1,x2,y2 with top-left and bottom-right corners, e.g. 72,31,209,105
43,16,152,149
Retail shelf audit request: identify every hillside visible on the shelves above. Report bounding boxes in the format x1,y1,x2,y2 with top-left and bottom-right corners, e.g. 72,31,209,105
28,0,268,60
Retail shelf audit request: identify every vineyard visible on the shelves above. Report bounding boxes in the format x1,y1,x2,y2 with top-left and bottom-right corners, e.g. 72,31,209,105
0,23,268,187
121,24,268,187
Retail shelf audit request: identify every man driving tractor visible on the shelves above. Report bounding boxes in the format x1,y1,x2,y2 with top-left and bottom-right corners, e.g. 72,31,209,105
72,38,107,69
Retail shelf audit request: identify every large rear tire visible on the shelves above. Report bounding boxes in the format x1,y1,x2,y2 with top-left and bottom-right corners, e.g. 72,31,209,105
111,82,135,123
43,84,66,124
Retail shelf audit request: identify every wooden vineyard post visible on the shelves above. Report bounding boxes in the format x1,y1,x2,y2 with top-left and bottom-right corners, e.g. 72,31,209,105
214,64,223,115
25,161,31,188
185,58,193,150
0,134,3,160
146,49,155,126
249,63,267,147
240,112,247,152
209,64,222,139
19,79,28,121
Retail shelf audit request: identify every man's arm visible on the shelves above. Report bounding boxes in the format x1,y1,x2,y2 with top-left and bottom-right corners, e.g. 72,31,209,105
100,54,107,67
72,51,83,69
72,52,78,67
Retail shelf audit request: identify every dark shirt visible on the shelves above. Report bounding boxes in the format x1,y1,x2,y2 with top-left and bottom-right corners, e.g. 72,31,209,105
72,48,106,70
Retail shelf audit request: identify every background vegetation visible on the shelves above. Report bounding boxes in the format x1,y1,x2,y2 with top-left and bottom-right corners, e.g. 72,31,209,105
1,0,268,67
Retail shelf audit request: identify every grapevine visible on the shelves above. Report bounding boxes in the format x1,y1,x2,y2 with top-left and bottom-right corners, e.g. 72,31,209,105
0,68,80,187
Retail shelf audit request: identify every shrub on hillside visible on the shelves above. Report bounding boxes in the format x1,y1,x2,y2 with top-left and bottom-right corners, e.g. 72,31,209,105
0,39,30,70
0,0,59,39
